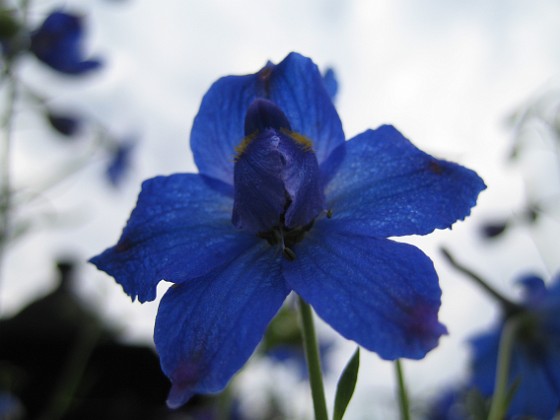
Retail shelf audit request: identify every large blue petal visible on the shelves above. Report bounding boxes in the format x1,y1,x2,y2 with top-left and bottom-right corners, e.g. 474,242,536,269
190,52,344,186
90,174,257,303
324,125,486,237
282,220,446,360
154,244,290,408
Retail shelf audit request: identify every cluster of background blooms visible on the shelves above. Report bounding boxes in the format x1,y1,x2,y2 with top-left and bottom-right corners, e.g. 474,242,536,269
0,5,134,187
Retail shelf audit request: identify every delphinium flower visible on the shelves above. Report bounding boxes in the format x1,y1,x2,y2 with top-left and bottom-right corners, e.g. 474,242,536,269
90,52,485,408
469,274,560,419
30,10,102,75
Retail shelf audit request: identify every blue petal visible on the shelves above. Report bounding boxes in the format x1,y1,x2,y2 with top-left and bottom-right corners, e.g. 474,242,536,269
30,10,102,75
105,140,135,187
243,98,291,134
191,52,344,186
270,53,344,167
233,101,324,233
517,274,547,304
469,331,501,395
90,174,258,302
324,125,486,237
282,220,447,360
154,244,289,408
322,67,338,101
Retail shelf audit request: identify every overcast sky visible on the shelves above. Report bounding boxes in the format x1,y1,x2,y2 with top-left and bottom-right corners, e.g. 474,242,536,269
3,0,560,418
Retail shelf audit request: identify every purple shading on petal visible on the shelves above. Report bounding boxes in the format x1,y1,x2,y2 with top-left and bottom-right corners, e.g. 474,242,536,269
154,244,289,407
325,125,486,238
283,220,446,360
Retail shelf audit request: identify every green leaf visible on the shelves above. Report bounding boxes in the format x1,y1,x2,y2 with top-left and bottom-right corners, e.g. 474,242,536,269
333,347,360,420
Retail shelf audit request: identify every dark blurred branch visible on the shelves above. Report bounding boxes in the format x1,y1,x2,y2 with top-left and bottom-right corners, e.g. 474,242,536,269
440,247,523,316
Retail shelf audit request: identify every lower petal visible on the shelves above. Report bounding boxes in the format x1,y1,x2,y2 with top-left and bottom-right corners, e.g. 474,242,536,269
282,221,446,360
154,243,290,408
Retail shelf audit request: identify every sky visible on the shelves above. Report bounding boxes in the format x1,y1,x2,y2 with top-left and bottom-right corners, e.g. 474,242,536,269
3,0,560,418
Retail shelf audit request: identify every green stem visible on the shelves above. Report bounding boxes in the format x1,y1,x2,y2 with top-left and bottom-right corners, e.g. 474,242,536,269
0,65,17,297
39,322,101,420
298,296,329,420
395,360,411,420
487,315,522,420
440,247,522,316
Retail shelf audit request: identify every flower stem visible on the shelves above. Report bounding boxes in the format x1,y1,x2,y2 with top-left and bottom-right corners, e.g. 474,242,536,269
440,247,522,316
298,295,329,420
487,315,522,420
0,65,17,301
395,360,411,420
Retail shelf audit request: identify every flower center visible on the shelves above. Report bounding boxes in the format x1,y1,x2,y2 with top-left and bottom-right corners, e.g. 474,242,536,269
232,99,325,258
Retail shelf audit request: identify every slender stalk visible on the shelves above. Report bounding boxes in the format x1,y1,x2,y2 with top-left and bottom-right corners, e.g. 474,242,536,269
395,360,411,420
298,295,329,420
0,66,17,296
440,247,522,316
39,322,101,420
487,315,522,420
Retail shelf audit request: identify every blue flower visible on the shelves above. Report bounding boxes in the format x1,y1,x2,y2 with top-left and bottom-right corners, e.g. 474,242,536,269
90,52,485,408
470,274,560,419
105,140,135,187
30,10,102,75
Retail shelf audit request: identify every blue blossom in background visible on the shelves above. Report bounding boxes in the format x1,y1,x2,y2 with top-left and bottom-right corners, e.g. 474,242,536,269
47,111,82,137
91,52,485,408
105,139,135,187
30,10,102,75
470,274,560,419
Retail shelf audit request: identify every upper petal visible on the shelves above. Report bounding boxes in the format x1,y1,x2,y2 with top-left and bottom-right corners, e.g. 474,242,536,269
324,125,486,237
268,53,345,167
89,174,257,302
154,243,290,408
190,52,344,186
282,220,446,360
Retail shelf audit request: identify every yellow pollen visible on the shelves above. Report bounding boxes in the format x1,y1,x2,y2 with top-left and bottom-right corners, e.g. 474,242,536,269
280,128,314,152
234,128,314,161
234,131,257,161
